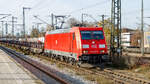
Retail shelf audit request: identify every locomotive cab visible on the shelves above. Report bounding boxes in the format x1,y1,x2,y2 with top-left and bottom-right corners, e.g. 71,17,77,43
79,28,108,64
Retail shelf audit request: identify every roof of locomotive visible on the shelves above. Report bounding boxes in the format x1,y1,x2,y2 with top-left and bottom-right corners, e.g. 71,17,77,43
46,27,103,35
46,28,71,35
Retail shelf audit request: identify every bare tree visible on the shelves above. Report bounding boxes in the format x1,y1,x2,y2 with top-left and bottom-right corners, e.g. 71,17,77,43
46,25,53,31
30,28,40,37
66,18,81,27
39,27,46,37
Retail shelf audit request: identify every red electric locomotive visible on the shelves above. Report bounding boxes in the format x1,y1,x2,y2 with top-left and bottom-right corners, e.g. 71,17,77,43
44,27,108,64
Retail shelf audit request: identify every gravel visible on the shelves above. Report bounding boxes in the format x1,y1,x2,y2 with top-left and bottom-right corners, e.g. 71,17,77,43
26,55,98,84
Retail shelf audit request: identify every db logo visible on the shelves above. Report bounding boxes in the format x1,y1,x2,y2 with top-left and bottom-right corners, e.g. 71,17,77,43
91,45,97,48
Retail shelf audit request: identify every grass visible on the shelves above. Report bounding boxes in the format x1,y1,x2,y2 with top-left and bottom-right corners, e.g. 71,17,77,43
73,69,113,84
82,73,113,84
131,65,150,79
56,63,65,69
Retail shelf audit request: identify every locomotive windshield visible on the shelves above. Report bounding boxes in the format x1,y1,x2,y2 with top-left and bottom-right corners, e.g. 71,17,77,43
81,31,104,40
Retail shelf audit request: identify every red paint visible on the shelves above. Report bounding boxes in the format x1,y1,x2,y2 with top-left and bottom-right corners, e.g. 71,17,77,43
44,27,108,61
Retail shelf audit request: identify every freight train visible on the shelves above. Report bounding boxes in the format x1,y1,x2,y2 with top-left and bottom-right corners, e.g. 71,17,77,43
0,27,108,65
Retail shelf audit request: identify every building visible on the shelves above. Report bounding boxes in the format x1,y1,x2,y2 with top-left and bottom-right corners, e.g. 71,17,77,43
144,32,150,48
121,28,141,47
121,32,131,47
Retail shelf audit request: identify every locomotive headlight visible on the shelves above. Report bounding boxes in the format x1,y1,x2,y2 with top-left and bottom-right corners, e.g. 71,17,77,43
82,44,89,48
99,44,105,48
100,50,105,53
83,50,88,54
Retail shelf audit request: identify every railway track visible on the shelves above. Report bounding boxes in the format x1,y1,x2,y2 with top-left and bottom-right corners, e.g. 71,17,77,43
57,61,150,84
30,52,150,84
103,69,150,84
36,54,150,84
124,48,150,54
1,45,150,84
0,46,69,84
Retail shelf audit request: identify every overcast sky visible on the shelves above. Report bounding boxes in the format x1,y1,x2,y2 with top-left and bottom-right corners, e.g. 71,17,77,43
0,0,150,35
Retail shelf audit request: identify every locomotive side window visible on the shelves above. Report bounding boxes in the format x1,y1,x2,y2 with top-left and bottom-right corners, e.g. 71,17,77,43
81,31,104,40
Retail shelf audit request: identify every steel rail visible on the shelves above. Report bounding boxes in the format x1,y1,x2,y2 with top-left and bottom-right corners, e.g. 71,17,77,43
1,43,150,84
38,54,150,84
0,46,69,84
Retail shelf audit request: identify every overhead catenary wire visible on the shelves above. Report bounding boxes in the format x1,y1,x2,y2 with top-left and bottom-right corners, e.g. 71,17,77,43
0,14,11,20
33,15,51,26
69,0,111,14
20,0,111,30
31,0,56,12
122,9,150,16
31,0,45,9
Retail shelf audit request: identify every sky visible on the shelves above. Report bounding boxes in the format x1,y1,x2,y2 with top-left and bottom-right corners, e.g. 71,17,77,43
0,0,150,35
